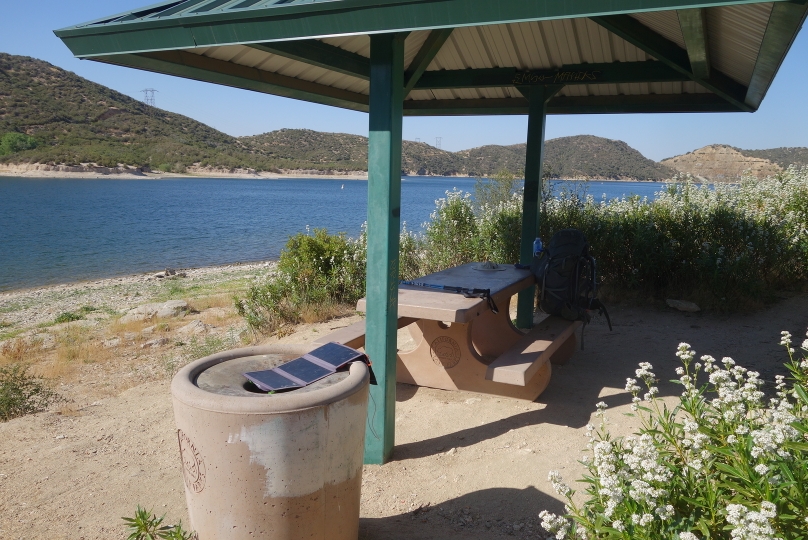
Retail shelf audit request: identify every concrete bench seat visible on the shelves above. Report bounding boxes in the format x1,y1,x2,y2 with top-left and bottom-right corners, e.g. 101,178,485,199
485,316,581,386
312,317,418,349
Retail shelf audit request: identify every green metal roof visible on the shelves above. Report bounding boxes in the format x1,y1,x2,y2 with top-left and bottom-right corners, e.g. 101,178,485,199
55,0,808,115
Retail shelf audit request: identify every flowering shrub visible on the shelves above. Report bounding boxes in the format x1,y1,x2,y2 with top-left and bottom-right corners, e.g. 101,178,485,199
539,332,808,540
541,169,808,306
236,168,808,333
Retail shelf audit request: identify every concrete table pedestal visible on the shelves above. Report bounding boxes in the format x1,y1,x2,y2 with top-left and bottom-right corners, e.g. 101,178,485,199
171,344,369,540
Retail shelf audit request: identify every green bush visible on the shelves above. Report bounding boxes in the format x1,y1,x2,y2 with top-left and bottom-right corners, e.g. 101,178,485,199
0,132,38,156
54,311,83,324
236,168,808,334
235,228,366,334
539,332,808,540
0,363,62,421
539,169,808,306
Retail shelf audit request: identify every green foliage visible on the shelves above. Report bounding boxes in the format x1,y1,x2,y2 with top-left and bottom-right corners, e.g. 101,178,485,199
0,363,62,421
474,169,521,210
0,132,38,156
539,334,808,540
538,170,808,307
54,311,83,324
236,168,808,334
235,228,366,334
122,506,194,540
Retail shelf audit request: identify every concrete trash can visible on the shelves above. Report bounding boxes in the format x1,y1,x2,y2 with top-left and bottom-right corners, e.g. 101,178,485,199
170,343,369,540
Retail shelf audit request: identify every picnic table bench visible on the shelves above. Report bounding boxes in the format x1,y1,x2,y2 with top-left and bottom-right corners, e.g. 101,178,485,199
321,262,580,401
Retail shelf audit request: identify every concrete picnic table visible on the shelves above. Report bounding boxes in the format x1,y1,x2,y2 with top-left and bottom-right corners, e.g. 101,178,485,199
356,262,580,401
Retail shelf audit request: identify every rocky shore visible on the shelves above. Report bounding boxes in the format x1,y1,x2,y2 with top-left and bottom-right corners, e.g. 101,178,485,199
0,261,274,330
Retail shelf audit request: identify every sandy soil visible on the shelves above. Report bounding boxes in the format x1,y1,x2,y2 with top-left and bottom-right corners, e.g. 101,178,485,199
1,274,806,539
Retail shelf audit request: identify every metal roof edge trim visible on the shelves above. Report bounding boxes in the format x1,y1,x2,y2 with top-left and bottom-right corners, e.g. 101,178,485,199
402,94,744,116
744,1,808,109
55,0,793,56
93,51,370,112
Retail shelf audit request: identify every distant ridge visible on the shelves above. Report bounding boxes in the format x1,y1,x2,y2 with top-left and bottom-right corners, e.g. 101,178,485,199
8,51,801,182
242,130,675,180
661,144,808,181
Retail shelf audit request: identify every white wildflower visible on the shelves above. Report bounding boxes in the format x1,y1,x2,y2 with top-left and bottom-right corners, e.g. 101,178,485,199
754,464,769,475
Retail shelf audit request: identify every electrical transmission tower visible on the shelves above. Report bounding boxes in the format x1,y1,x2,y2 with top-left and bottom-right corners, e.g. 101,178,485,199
140,88,158,108
415,137,421,143
435,137,442,149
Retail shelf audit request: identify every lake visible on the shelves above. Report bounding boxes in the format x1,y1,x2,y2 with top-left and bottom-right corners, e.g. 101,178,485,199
0,176,667,291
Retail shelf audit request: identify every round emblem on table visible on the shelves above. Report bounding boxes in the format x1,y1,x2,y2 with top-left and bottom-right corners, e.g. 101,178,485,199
430,336,461,368
178,429,206,493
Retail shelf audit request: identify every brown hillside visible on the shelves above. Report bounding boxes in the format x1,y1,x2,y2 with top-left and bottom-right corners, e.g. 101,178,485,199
661,145,781,182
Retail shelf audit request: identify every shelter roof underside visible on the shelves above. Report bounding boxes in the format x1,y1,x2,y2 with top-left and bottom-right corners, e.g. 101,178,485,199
55,0,808,115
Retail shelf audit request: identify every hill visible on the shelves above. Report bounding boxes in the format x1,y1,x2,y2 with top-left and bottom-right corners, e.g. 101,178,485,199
0,52,671,179
0,53,284,173
244,131,675,180
661,144,808,181
737,147,808,170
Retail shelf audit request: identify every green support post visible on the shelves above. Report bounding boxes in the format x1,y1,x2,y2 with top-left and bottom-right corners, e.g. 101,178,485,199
364,32,405,465
516,85,559,329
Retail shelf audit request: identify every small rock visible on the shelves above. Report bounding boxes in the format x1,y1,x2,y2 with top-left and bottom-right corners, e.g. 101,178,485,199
154,272,165,278
155,300,188,318
513,523,522,531
54,435,65,440
464,398,481,405
445,448,457,456
141,325,156,335
123,332,137,341
141,337,169,349
119,300,188,323
102,337,121,348
176,320,210,337
666,299,701,312
165,268,176,276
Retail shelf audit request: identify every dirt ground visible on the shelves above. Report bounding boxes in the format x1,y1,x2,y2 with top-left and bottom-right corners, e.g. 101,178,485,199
1,281,807,539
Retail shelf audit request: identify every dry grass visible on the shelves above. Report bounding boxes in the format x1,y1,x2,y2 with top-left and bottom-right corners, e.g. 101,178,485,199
34,357,78,381
108,317,152,340
299,302,351,325
54,325,110,365
188,294,233,312
0,337,41,365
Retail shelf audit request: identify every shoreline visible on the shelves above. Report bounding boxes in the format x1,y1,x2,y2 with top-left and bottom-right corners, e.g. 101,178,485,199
0,259,276,297
0,260,276,331
0,168,672,182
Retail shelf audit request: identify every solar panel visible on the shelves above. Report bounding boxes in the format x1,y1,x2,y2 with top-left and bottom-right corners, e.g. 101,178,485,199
243,342,368,392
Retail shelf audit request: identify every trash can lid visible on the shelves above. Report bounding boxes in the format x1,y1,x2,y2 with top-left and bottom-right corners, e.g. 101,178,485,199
195,353,349,397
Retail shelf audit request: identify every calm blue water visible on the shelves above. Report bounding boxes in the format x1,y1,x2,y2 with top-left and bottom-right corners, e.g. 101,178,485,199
0,176,666,291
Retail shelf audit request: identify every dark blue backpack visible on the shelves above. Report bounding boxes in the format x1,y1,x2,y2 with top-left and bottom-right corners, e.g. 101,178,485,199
530,228,611,346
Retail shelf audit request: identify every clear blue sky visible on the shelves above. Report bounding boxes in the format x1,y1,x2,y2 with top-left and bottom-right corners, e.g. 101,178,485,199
1,0,806,161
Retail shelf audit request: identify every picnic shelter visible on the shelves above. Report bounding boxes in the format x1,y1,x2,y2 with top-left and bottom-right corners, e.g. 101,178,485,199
55,0,808,464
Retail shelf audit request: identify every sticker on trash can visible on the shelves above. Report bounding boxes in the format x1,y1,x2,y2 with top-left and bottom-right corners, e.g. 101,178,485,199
178,429,206,493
